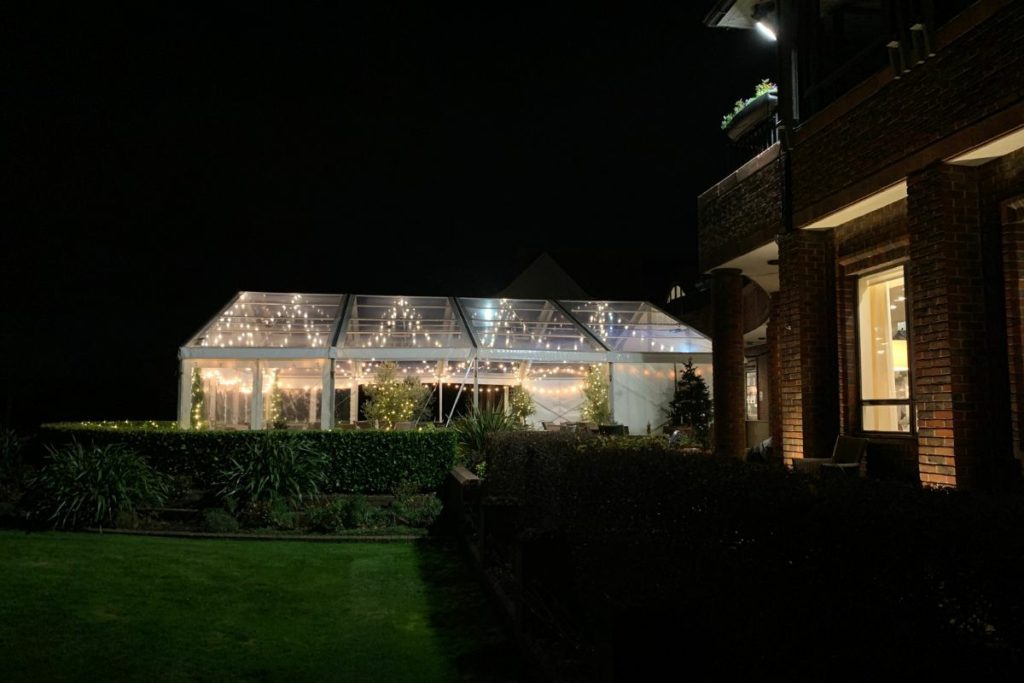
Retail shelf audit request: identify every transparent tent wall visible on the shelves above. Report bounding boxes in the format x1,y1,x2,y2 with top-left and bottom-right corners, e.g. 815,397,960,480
521,362,589,429
261,360,326,430
611,360,714,435
611,362,676,435
179,359,256,430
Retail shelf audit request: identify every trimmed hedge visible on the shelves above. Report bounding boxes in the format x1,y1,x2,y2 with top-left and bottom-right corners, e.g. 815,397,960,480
483,432,1024,676
40,423,457,494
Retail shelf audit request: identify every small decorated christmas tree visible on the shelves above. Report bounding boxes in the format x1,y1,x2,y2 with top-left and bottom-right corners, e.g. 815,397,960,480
268,371,288,430
364,362,430,430
668,360,712,446
582,364,612,425
190,367,205,430
508,385,535,425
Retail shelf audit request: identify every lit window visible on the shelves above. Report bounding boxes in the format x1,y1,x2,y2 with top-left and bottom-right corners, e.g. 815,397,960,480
857,265,911,432
745,362,758,420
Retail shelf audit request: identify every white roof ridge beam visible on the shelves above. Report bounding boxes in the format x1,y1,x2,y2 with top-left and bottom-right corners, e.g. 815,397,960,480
330,294,354,348
451,297,479,348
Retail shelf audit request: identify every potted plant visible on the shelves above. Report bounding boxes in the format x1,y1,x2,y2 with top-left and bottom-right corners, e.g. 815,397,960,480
721,79,778,142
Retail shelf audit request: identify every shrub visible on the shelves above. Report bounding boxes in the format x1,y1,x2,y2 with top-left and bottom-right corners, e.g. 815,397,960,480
452,407,520,470
30,441,170,529
362,361,433,430
304,497,347,533
480,432,1024,675
342,495,378,528
201,508,239,533
390,493,443,529
39,424,457,494
1,427,29,514
216,433,327,505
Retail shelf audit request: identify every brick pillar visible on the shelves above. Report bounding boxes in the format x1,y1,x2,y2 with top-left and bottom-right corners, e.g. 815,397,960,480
711,268,746,458
908,163,1014,489
767,291,783,458
1003,202,1024,465
778,230,838,465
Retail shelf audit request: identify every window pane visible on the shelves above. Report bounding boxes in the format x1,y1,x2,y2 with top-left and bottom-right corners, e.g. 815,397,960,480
862,405,911,433
745,364,758,420
858,266,909,401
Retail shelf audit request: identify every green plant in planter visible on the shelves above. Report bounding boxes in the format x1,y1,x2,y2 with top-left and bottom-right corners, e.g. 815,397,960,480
721,78,778,130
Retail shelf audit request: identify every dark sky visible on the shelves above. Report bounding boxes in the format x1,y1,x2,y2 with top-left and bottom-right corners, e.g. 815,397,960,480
2,3,775,427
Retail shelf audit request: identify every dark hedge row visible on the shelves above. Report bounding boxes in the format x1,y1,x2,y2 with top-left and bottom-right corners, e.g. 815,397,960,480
40,424,457,494
483,432,1024,676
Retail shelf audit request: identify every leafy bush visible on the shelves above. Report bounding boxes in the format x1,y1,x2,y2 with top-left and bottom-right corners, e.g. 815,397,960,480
1,427,28,514
201,508,239,533
390,493,443,528
481,433,1024,675
216,433,327,505
363,361,433,430
30,441,170,529
342,495,378,528
452,407,520,470
40,424,457,494
304,497,347,533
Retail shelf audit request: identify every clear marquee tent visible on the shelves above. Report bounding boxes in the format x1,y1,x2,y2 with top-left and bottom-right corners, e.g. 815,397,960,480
178,292,713,435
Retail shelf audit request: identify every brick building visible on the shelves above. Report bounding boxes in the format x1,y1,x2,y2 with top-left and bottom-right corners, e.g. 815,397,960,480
697,0,1024,489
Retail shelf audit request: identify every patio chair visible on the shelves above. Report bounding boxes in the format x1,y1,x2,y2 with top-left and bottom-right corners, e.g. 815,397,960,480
793,435,867,476
542,421,562,432
394,421,415,431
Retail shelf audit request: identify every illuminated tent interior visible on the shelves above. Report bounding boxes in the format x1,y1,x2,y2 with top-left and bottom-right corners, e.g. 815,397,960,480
178,292,713,434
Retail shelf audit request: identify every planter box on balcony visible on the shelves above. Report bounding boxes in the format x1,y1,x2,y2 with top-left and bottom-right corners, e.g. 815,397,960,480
724,90,778,142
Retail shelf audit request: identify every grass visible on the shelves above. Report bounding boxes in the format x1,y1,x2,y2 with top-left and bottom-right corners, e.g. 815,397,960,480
0,531,523,682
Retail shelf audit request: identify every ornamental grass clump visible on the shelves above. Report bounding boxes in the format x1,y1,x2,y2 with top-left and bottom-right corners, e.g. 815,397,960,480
31,441,170,529
216,433,327,506
453,407,520,473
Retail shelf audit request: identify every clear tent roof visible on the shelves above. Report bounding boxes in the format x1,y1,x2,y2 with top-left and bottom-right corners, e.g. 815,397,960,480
561,300,713,354
181,292,711,361
189,292,345,349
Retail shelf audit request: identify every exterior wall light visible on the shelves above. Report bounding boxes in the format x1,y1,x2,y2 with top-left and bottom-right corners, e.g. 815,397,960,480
755,21,777,41
752,1,778,41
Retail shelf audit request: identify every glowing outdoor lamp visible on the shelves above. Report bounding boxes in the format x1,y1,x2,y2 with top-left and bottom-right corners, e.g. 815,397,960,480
752,1,778,41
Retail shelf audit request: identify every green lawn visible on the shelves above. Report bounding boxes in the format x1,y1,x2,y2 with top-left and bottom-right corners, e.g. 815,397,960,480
0,531,522,682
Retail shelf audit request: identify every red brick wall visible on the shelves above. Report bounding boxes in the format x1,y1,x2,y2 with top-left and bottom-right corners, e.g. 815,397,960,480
790,2,1024,213
778,230,838,464
711,269,747,458
1002,206,1024,462
906,163,1004,488
833,201,909,436
767,292,782,458
698,153,783,273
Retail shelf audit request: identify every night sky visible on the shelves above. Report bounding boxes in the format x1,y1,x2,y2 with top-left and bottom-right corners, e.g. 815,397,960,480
3,3,776,427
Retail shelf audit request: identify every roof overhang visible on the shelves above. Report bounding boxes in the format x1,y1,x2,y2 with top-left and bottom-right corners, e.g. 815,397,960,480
704,0,758,29
947,125,1024,166
802,180,907,230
